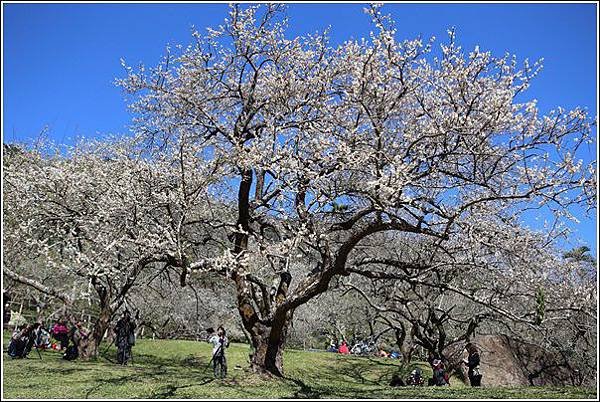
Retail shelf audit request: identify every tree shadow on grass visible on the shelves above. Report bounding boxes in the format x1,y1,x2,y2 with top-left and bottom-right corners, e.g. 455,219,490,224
325,356,397,385
81,351,216,398
99,346,212,369
283,377,324,399
150,378,215,398
81,362,216,399
84,372,143,399
281,355,405,398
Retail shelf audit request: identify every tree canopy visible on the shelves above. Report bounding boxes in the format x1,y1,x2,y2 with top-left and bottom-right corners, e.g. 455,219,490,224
3,4,596,377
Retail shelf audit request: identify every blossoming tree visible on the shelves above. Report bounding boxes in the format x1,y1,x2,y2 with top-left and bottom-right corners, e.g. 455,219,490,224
4,4,595,375
3,139,222,358
115,4,595,375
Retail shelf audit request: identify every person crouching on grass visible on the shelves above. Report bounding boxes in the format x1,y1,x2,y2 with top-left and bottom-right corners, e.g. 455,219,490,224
209,326,229,378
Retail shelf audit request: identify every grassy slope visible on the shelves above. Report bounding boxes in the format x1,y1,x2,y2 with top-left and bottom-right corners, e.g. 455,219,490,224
2,336,596,399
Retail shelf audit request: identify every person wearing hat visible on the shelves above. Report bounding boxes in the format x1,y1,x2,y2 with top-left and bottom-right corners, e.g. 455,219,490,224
431,358,449,386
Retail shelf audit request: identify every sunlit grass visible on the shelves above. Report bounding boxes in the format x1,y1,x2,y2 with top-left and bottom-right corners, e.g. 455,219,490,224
2,336,596,399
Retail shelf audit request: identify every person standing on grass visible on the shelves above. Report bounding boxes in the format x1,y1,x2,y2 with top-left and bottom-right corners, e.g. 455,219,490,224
464,342,482,387
115,310,136,365
209,326,229,378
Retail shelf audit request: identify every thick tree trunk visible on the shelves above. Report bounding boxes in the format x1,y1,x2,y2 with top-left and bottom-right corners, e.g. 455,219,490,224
246,314,292,377
78,277,113,360
78,337,99,360
78,307,111,360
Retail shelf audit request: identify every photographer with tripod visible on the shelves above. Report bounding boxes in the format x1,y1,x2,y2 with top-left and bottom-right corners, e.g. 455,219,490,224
208,326,229,379
8,322,41,359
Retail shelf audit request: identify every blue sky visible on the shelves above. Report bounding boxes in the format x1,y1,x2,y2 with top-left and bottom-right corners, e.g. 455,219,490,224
2,2,597,255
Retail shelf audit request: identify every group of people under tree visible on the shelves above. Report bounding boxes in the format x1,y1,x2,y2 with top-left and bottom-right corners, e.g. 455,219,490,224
388,344,482,388
7,310,137,366
327,339,350,354
8,318,84,361
423,343,482,387
6,309,232,380
327,334,483,387
202,328,484,385
6,304,490,388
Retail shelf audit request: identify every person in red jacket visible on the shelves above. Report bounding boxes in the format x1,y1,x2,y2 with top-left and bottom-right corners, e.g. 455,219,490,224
338,340,350,355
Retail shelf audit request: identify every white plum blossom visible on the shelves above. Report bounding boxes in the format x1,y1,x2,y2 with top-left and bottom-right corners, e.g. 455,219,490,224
4,4,595,375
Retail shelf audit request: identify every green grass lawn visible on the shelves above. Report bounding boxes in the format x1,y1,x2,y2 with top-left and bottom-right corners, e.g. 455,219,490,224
2,336,596,399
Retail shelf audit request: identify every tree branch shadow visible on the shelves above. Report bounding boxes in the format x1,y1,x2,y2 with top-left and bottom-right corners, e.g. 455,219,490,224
151,378,215,398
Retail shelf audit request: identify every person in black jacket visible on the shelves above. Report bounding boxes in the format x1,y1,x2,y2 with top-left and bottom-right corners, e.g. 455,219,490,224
463,342,482,387
115,310,136,365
